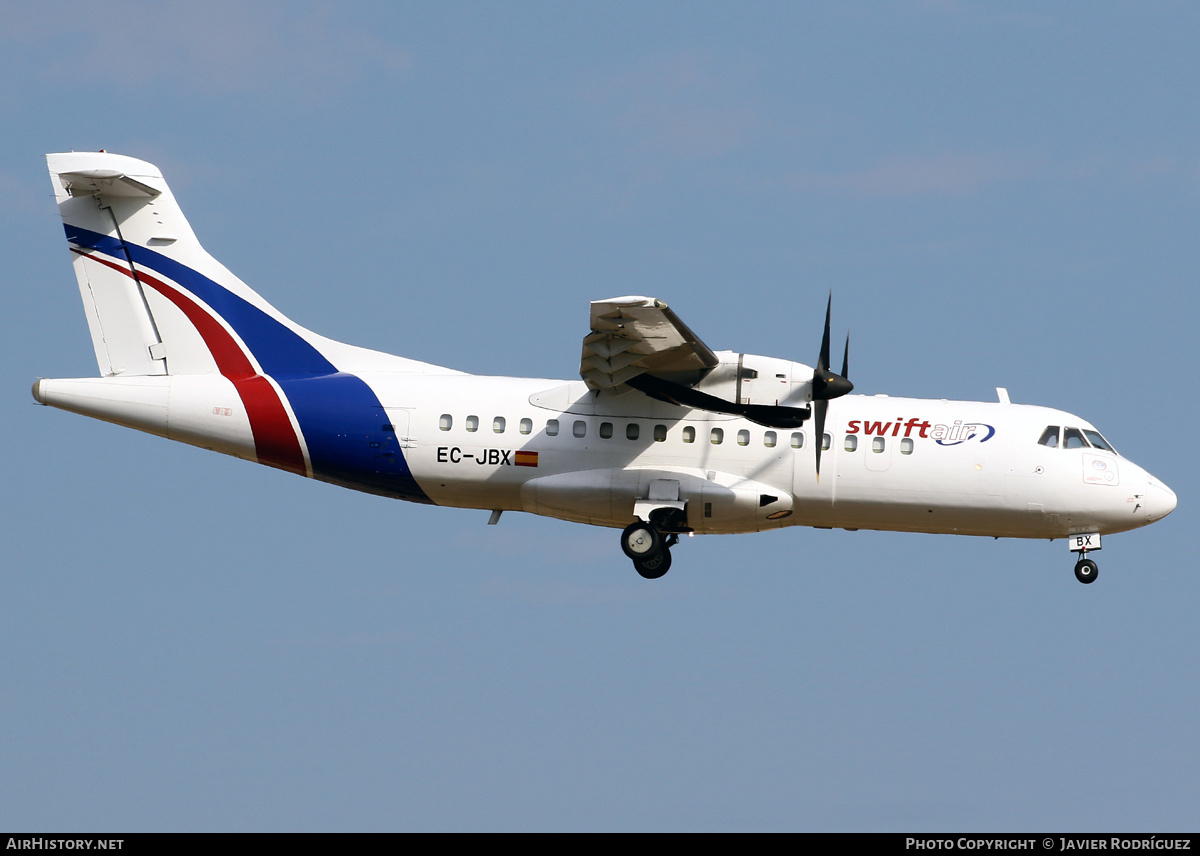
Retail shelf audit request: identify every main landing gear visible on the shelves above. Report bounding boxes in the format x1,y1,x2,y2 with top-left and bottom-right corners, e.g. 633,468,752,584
621,519,680,579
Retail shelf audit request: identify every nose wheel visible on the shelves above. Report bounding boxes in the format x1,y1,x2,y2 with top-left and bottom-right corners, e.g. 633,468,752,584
1074,558,1098,584
621,520,676,579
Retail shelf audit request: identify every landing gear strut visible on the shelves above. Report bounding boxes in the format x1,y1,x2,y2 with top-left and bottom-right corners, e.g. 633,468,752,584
621,520,676,579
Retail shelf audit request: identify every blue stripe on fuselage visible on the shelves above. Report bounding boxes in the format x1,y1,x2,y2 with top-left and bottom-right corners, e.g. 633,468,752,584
65,224,433,504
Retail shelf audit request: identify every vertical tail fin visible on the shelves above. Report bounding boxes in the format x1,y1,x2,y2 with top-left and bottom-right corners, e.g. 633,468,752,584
44,152,441,500
47,151,335,379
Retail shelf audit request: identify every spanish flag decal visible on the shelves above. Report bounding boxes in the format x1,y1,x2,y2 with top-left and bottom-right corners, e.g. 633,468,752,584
514,450,539,467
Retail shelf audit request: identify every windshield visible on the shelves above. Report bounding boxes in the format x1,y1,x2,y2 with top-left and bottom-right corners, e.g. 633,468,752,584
1036,425,1119,455
1083,429,1117,454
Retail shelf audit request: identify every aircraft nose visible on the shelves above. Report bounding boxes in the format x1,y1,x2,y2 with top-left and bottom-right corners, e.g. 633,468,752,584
1143,477,1177,523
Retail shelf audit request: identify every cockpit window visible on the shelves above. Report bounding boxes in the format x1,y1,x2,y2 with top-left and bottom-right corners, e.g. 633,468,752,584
1038,426,1060,448
1063,427,1088,449
1083,430,1116,453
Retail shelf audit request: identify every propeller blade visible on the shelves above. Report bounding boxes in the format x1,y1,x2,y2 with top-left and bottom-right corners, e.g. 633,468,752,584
811,296,851,480
814,399,828,480
817,293,832,376
811,295,853,402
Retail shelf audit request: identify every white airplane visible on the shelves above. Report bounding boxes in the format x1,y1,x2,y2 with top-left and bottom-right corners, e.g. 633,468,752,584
33,152,1176,583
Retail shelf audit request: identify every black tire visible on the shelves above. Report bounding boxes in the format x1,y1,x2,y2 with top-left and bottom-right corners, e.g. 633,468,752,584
1074,558,1099,584
635,547,672,580
621,520,661,561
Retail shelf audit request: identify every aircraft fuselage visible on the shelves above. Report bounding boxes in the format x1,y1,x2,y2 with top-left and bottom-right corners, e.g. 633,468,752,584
33,369,1175,541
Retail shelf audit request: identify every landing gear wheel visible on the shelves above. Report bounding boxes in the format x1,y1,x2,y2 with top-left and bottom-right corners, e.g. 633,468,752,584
621,521,661,561
1074,558,1099,584
634,548,672,580
621,520,672,579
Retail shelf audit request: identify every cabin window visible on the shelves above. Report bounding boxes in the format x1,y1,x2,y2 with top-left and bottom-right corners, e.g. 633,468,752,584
1084,430,1116,453
844,435,858,452
1063,427,1088,449
900,438,914,455
519,418,532,435
791,432,804,449
872,436,885,453
493,416,506,434
546,419,559,436
599,422,614,439
1038,426,1060,448
711,427,724,445
764,431,777,448
737,429,750,446
573,420,587,438
822,433,831,451
439,414,453,431
466,415,479,433
654,425,667,442
626,423,640,440
682,426,695,443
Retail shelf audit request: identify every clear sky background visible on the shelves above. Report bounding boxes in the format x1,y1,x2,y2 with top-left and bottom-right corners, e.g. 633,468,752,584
2,2,1196,832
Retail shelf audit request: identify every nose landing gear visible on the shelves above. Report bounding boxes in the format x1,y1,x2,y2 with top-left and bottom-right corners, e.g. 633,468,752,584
1068,533,1101,584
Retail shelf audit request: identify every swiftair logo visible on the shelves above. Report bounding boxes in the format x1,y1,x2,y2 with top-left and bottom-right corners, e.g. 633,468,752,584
846,418,995,446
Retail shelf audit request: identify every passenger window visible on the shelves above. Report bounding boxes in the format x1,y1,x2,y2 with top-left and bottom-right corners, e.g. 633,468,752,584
573,420,587,438
791,432,804,449
711,427,724,445
654,425,667,442
600,422,613,439
844,435,858,452
626,423,640,441
822,433,831,451
900,438,914,455
546,419,559,436
682,426,695,443
737,429,750,446
493,417,506,434
439,414,453,431
1038,426,1060,448
1063,427,1088,449
764,431,777,448
466,415,479,433
519,418,532,435
872,436,885,453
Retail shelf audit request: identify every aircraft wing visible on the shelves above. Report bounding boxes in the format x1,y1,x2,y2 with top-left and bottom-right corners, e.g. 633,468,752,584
579,296,720,391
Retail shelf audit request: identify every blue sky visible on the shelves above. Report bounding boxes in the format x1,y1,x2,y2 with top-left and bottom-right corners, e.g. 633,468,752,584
2,2,1196,831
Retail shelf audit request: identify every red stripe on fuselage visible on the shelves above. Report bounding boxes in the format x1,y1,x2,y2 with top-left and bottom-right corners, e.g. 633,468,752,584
73,249,308,476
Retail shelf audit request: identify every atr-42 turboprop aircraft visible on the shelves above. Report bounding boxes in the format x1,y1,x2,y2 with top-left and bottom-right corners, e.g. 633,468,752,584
33,152,1176,583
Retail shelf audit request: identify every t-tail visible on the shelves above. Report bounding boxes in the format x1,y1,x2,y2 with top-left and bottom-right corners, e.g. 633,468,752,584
34,151,442,502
